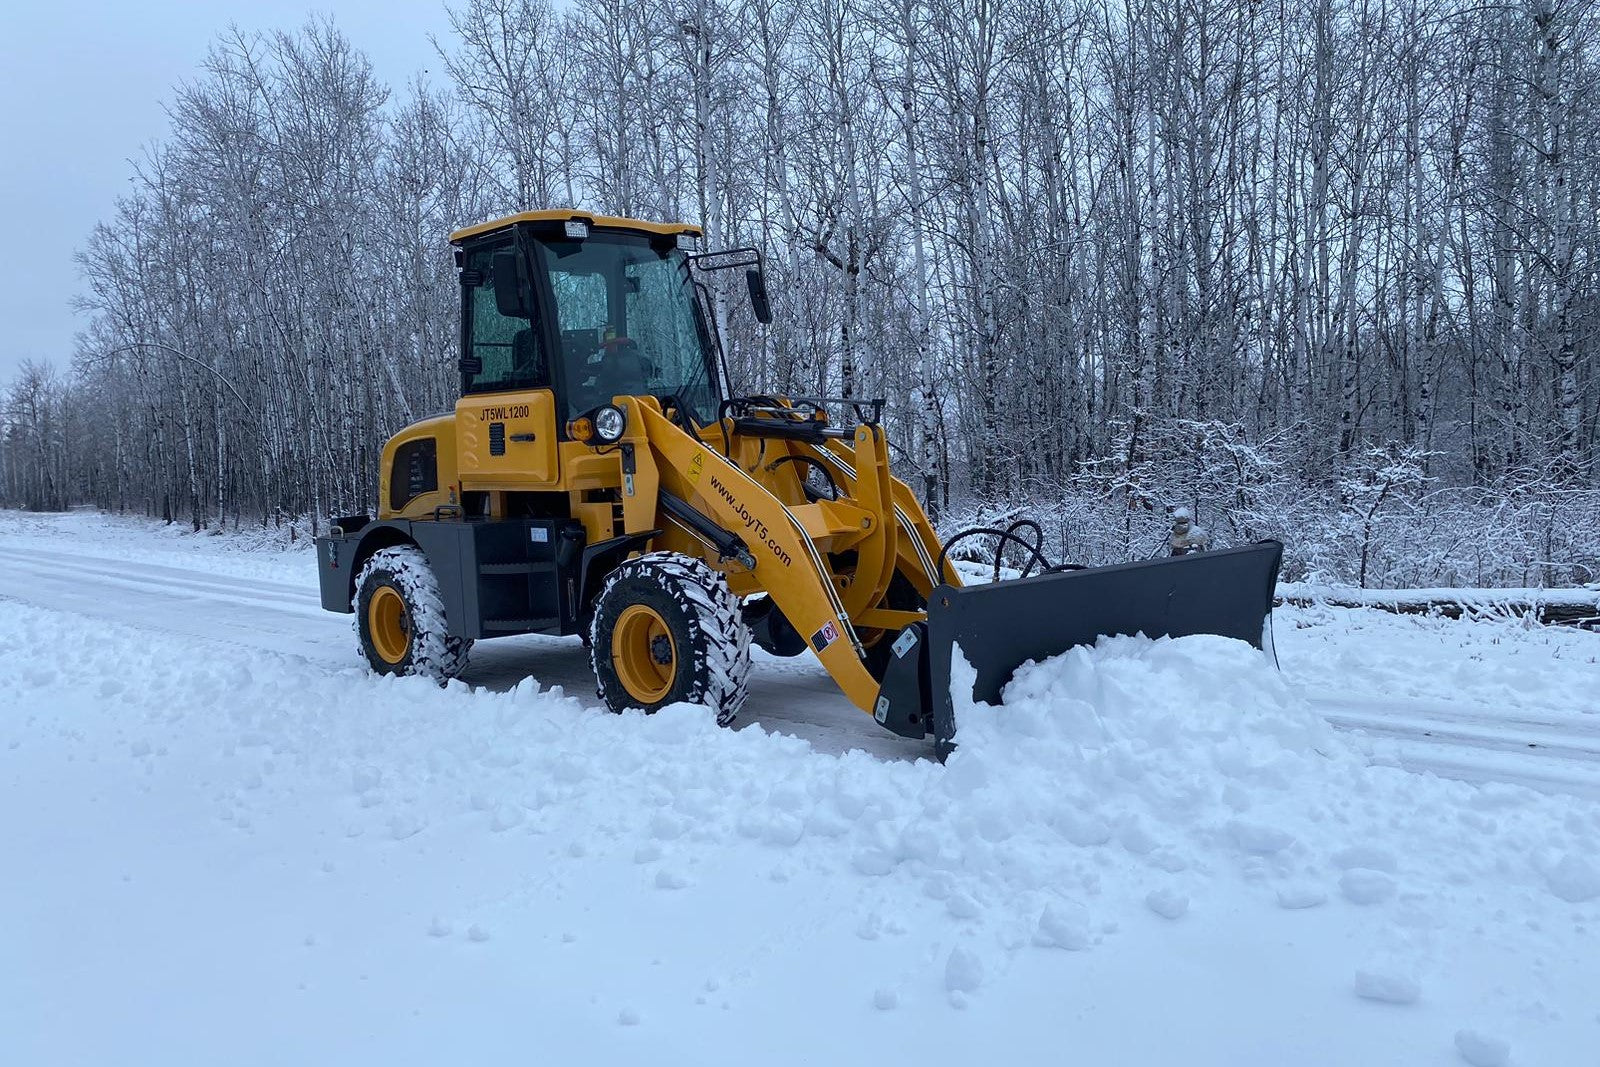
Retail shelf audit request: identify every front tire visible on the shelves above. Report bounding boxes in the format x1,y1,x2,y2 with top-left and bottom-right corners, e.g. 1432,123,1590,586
353,545,472,683
590,552,752,724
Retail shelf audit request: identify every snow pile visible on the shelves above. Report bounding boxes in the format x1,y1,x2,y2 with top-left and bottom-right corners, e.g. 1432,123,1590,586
930,634,1598,973
956,633,1580,894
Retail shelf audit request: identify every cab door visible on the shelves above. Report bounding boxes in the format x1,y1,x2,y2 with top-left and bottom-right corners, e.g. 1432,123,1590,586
455,238,560,487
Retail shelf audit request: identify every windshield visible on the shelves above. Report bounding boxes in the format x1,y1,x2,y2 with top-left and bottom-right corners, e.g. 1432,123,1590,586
535,231,719,423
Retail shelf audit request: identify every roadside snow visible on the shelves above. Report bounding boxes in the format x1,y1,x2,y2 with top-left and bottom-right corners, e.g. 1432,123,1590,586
3,510,1599,1064
1280,579,1600,610
0,507,313,583
1280,596,1600,719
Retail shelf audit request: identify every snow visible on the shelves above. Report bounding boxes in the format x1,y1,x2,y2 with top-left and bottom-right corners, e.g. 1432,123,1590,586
1354,967,1423,1005
1033,902,1095,948
1541,853,1600,904
3,510,1599,1064
1282,595,1599,719
943,946,985,995
1340,868,1400,906
1282,580,1600,611
1276,884,1329,909
1144,888,1189,919
1455,1029,1513,1067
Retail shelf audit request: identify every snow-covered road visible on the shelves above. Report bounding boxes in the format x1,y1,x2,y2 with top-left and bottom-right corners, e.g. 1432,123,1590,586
3,522,1594,787
0,531,923,762
0,541,343,665
4,511,1598,1067
1314,694,1600,798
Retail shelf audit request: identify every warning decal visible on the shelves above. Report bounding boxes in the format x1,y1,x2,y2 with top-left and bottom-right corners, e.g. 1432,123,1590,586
810,620,840,653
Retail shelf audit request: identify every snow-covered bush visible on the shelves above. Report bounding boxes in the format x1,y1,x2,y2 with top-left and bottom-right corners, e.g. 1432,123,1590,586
945,431,1600,590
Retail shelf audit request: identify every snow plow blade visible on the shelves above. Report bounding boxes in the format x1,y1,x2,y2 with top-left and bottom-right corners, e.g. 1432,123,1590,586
871,540,1284,756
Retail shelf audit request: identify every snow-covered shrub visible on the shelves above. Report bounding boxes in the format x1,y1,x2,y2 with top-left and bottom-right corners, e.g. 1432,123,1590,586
942,426,1600,590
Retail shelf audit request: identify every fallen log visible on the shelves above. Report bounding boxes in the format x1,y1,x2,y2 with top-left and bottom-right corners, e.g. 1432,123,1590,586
1275,584,1600,628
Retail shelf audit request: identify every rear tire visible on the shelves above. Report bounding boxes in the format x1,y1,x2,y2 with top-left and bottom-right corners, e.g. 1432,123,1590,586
353,545,472,683
590,552,752,724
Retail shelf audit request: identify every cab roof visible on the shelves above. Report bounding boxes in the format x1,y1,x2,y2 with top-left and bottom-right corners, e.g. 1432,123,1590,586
449,209,703,245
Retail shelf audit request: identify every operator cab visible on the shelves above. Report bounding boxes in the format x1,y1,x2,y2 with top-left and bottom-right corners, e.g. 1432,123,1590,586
452,211,736,431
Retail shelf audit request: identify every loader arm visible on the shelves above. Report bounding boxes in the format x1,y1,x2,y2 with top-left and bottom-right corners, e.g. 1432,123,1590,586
619,399,886,715
814,437,961,599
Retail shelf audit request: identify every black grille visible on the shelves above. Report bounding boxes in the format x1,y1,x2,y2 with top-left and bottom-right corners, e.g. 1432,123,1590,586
489,421,506,456
389,437,438,510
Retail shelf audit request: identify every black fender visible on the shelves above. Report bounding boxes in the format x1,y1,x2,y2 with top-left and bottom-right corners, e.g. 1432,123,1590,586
318,517,400,613
577,530,660,629
316,518,475,639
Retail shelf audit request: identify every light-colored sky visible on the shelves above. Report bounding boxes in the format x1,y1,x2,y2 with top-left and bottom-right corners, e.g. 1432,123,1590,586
0,1,456,385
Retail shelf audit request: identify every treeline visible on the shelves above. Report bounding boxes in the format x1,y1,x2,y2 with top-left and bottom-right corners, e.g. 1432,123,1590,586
3,0,1598,586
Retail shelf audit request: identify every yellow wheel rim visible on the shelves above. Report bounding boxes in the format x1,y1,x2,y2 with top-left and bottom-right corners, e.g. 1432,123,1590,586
368,585,411,665
612,604,676,704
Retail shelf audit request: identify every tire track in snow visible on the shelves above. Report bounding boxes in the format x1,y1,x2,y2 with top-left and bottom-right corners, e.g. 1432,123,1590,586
0,546,325,615
1316,705,1600,762
0,543,349,665
1368,742,1600,798
1309,694,1600,798
1310,691,1600,738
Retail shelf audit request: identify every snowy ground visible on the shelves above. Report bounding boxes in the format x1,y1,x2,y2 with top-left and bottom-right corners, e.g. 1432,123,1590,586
3,509,1598,1066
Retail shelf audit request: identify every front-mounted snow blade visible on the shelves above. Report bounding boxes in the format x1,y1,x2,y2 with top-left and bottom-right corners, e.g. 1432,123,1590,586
874,540,1285,758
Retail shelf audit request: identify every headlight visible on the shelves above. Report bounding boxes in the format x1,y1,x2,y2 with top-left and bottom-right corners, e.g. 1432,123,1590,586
593,404,627,443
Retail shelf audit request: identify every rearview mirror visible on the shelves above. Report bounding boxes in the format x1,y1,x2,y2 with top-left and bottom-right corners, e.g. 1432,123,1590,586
746,268,772,325
492,250,530,319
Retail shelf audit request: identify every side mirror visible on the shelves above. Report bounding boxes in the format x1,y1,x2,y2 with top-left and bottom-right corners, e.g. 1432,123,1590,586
746,268,773,325
492,250,530,319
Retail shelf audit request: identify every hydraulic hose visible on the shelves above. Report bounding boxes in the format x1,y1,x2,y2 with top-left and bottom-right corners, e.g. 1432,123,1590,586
934,517,1085,584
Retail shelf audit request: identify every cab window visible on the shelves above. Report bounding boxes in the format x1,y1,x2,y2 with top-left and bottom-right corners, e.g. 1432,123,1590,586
462,244,547,395
537,231,718,421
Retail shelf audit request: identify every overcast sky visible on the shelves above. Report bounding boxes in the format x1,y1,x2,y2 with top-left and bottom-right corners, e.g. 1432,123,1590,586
0,1,457,385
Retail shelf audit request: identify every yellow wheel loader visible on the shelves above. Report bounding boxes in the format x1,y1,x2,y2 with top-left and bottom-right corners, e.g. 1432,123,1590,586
316,210,1282,757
